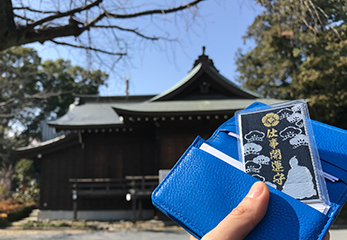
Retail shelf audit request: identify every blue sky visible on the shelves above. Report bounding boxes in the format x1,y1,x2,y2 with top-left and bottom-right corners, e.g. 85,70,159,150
26,1,263,96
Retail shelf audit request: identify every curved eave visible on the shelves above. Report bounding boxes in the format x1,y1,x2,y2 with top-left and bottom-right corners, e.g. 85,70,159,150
205,65,261,99
16,133,79,159
149,63,203,102
113,99,284,117
149,62,260,102
47,103,124,130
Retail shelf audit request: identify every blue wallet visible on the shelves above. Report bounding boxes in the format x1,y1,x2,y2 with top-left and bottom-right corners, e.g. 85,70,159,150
152,102,347,240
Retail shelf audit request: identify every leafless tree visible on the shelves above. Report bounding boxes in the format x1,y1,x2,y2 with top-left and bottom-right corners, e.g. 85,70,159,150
1,0,205,63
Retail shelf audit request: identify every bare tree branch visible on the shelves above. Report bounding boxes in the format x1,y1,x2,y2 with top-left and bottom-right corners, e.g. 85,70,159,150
298,0,341,39
83,11,106,29
18,20,85,45
13,7,59,14
26,0,103,29
50,39,127,56
315,5,342,40
105,0,204,19
94,25,160,40
0,98,15,107
13,14,34,23
25,90,69,99
0,114,15,118
0,0,206,67
298,15,317,33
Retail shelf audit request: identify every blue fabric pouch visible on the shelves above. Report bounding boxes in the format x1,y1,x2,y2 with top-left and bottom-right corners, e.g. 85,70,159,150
151,102,347,240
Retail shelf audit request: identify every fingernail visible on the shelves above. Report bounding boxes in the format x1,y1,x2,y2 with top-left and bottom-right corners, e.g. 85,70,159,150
246,182,264,198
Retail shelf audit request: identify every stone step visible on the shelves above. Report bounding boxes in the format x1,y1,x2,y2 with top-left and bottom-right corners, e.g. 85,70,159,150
29,209,39,217
11,209,39,226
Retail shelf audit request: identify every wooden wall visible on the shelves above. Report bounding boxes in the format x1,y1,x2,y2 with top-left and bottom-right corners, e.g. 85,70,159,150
38,117,228,211
82,129,156,178
40,142,83,210
39,129,157,211
156,118,226,169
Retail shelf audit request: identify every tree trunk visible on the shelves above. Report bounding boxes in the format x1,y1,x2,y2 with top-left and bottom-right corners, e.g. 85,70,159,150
0,0,17,51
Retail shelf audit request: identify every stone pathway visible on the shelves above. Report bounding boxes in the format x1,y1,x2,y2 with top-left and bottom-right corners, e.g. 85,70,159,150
3,209,346,240
0,230,190,240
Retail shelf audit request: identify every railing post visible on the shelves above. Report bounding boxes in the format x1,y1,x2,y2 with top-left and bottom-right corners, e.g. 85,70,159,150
132,195,137,223
138,197,143,220
72,180,78,221
141,176,145,190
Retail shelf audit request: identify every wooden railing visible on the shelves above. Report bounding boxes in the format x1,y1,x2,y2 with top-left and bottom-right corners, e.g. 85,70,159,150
69,178,129,197
125,175,159,198
69,176,159,221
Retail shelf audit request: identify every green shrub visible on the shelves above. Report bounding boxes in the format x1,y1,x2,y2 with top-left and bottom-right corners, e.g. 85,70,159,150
13,159,40,203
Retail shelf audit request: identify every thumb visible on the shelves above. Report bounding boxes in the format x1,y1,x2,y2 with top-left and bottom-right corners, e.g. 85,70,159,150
202,181,270,240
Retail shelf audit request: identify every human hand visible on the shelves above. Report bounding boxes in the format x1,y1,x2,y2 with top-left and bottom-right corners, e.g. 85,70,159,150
189,181,330,240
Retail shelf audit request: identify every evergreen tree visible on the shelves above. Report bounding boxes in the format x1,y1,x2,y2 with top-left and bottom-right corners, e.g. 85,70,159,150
0,47,108,196
236,0,347,128
0,47,108,140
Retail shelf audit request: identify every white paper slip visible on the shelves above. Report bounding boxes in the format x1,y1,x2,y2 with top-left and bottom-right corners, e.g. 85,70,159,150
323,171,339,183
199,143,242,170
308,202,330,215
228,132,240,139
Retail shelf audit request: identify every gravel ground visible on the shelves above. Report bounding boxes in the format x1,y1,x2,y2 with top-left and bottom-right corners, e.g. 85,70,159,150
0,229,345,240
0,220,191,240
0,220,345,240
330,229,347,239
0,229,190,240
